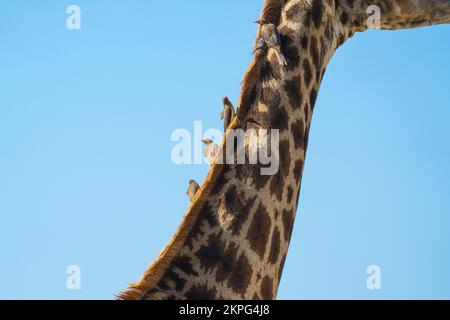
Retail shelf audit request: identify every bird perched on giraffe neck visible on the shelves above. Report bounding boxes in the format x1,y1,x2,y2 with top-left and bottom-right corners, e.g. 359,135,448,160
186,179,200,203
254,18,287,66
221,97,236,131
202,138,219,165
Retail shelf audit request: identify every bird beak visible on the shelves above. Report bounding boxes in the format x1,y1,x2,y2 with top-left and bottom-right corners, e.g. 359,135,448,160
253,20,259,24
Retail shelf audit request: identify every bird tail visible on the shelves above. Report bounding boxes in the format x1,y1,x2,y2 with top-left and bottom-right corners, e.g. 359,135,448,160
275,50,288,66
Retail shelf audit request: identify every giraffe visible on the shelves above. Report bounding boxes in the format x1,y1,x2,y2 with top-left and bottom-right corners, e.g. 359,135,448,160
119,0,450,300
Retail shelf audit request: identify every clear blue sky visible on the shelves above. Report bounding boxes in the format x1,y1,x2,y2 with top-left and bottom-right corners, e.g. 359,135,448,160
1,1,450,299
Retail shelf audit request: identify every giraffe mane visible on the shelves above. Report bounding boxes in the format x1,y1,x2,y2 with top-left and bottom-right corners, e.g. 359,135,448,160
261,0,284,24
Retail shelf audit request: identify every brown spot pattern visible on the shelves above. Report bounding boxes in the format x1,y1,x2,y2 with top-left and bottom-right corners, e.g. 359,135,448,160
247,204,271,258
227,253,253,296
260,276,274,300
268,227,281,264
283,76,302,111
185,284,218,300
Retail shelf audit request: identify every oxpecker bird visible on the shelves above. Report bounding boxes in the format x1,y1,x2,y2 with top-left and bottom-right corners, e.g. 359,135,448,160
186,179,200,202
202,138,219,165
221,97,236,131
254,18,287,66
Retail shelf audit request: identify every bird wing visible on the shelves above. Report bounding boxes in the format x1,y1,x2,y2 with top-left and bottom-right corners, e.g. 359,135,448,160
276,29,282,47
224,108,232,124
226,101,236,115
265,24,278,47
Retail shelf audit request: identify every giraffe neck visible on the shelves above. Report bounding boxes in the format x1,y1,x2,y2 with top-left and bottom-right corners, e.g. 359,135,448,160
119,1,350,300
119,0,450,301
